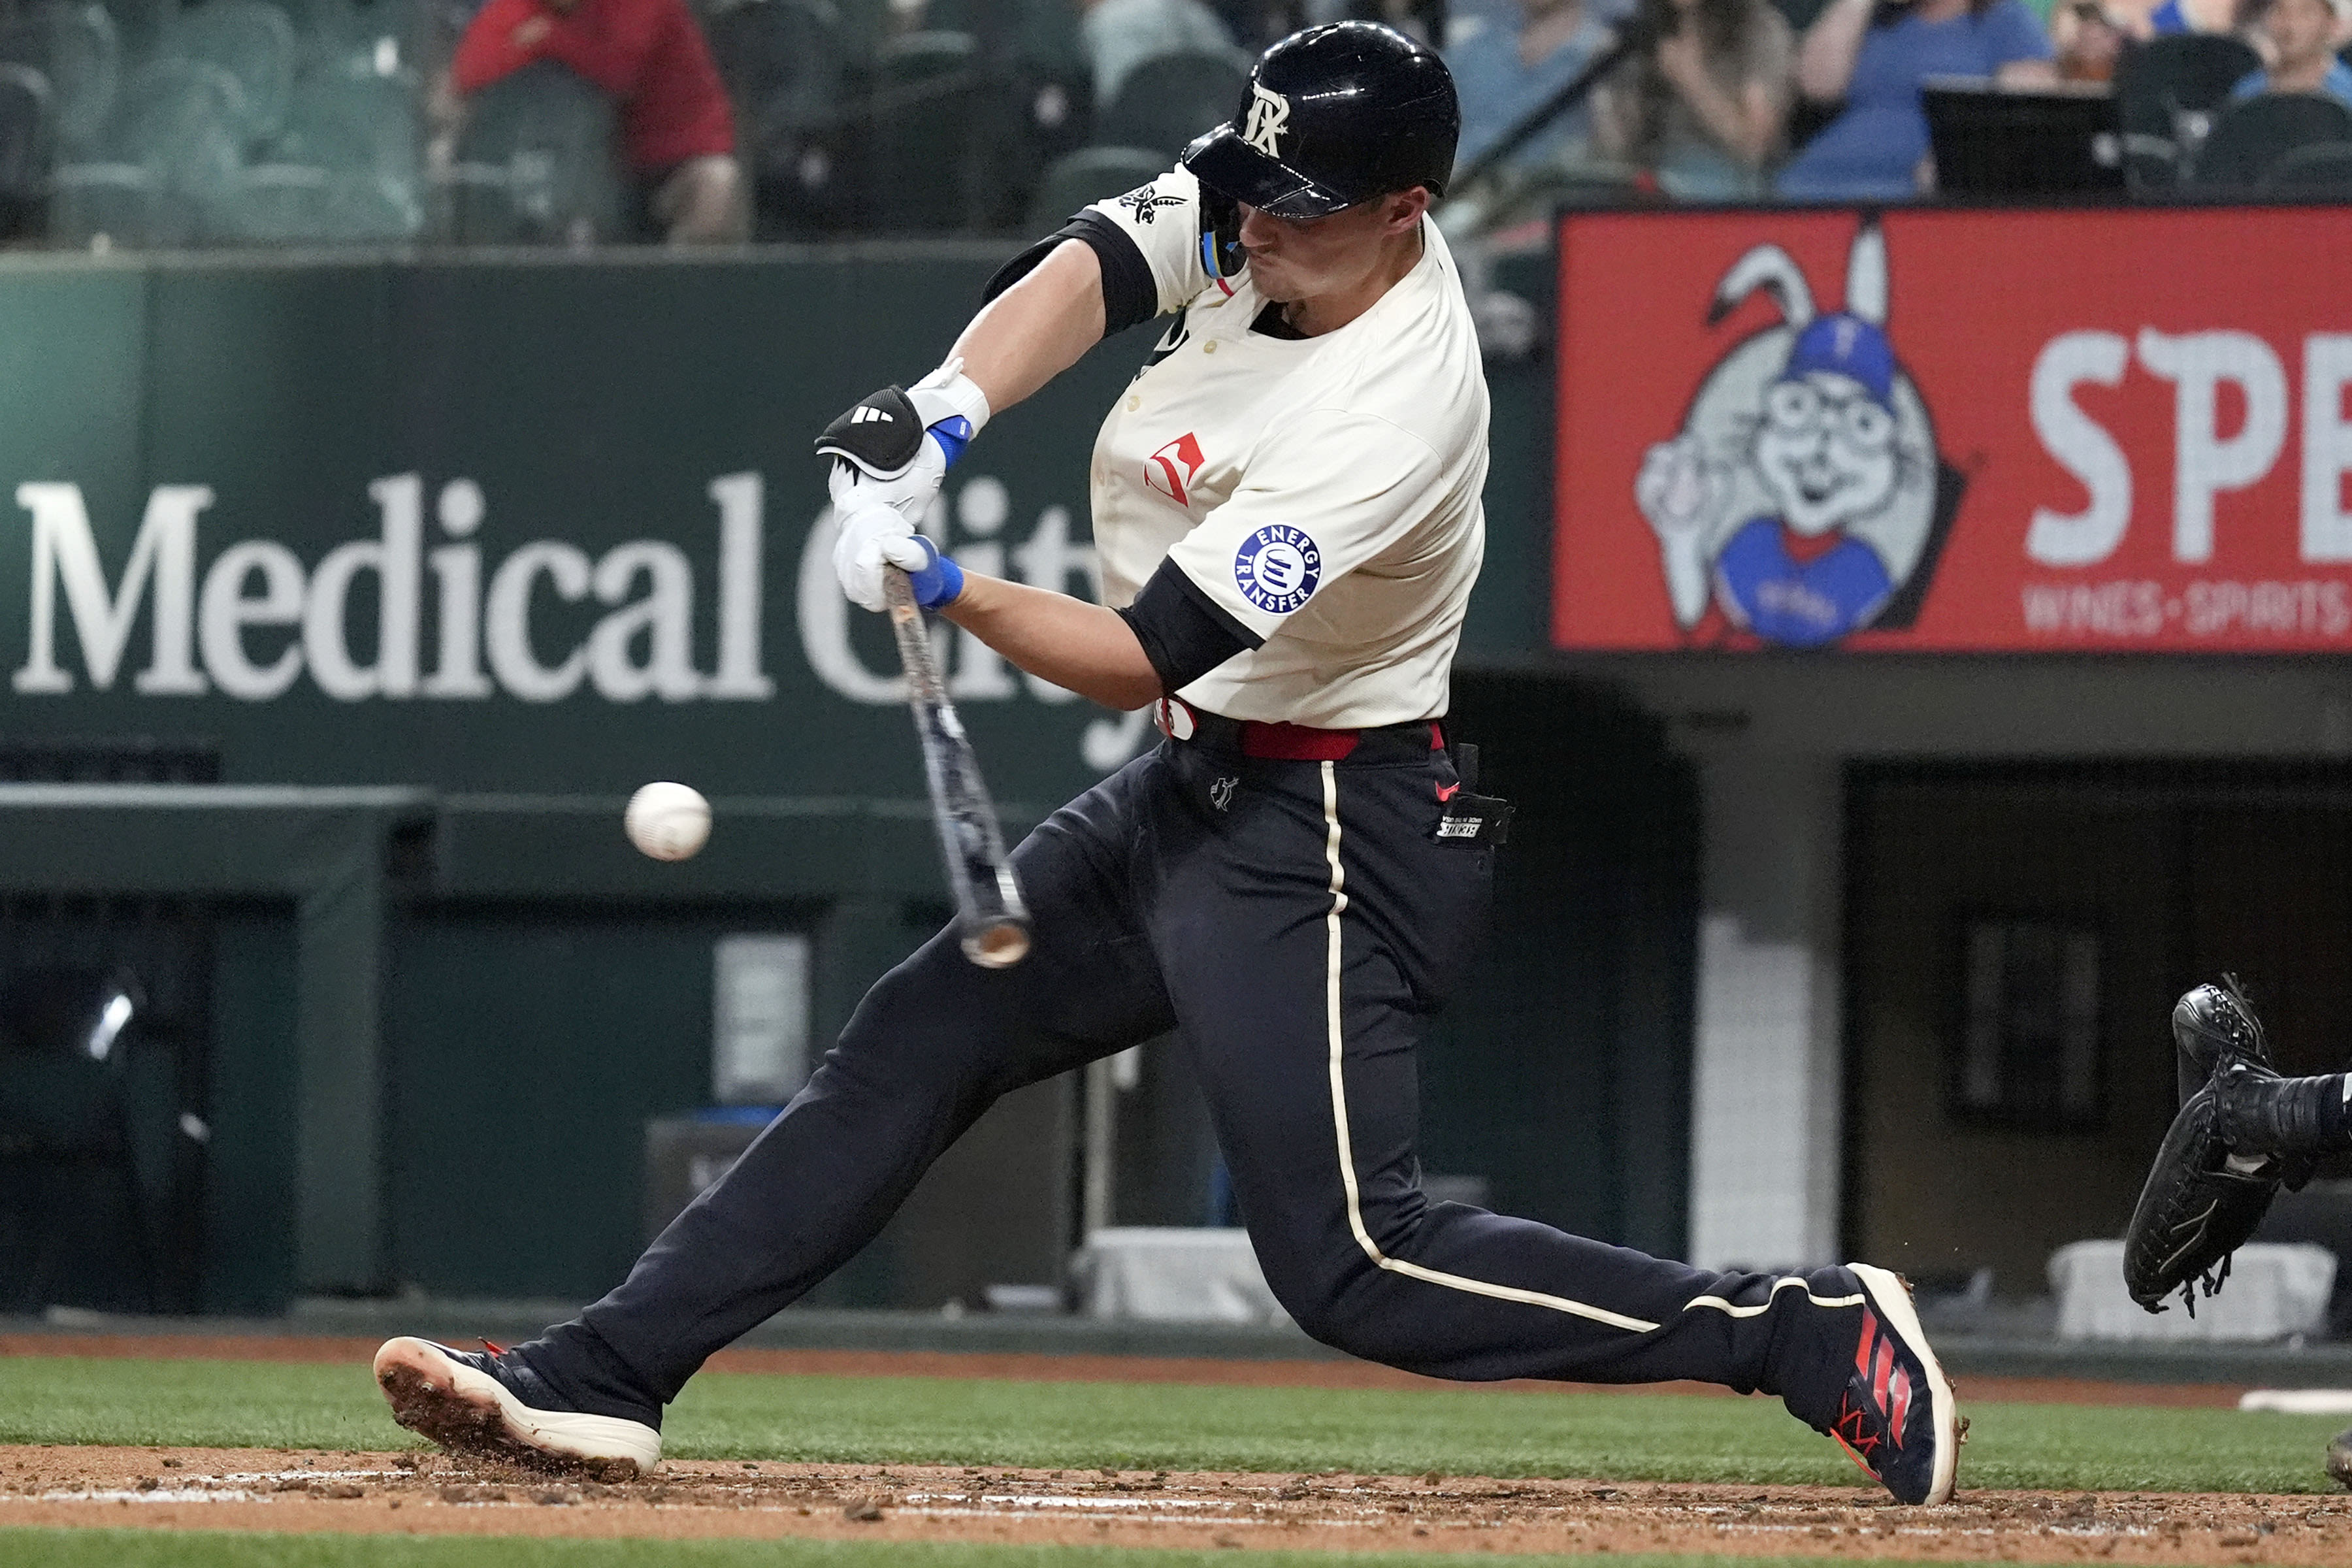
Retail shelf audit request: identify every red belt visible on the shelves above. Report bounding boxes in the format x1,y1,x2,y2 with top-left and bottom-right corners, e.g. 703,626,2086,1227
1154,696,1445,762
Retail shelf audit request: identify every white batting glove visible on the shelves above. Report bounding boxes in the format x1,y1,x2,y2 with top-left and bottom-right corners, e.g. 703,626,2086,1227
817,359,992,525
832,504,962,613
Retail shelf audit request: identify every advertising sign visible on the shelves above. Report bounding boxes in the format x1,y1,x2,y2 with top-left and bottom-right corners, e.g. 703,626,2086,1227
1555,206,2352,652
0,258,1154,802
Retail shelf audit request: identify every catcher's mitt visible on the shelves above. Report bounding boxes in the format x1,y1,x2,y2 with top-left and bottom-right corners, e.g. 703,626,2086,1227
2122,1079,2285,1313
2125,977,2306,1315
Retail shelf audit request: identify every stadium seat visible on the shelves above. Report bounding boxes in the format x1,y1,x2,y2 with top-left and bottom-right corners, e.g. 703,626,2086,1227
701,0,851,237
289,0,422,80
1024,143,1164,233
272,69,419,182
2261,138,2352,196
159,0,297,140
449,60,624,244
324,169,421,240
1094,49,1248,161
2189,91,2352,191
110,56,249,220
0,1,118,157
436,160,529,246
857,30,990,231
50,159,162,246
0,63,54,211
2114,33,2264,192
226,158,330,241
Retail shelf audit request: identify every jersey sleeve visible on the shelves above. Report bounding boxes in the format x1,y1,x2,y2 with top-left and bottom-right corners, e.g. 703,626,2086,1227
979,167,1214,335
1073,167,1214,316
1163,409,1450,642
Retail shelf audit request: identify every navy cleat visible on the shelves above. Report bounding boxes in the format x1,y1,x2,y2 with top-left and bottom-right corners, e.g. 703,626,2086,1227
373,1335,661,1478
1825,1265,1962,1505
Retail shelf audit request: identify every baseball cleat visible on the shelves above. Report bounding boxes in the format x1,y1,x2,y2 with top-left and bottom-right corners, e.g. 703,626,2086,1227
373,1335,661,1478
2328,1425,2352,1490
1827,1265,1962,1506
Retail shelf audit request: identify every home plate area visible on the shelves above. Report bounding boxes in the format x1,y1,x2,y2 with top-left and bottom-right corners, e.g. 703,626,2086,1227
6,1445,2352,1560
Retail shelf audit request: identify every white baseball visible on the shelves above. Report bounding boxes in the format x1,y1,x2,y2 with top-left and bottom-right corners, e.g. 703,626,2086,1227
626,781,711,861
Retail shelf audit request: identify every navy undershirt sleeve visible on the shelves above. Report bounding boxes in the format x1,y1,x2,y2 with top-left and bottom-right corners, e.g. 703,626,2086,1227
1116,558,1262,694
981,213,1158,336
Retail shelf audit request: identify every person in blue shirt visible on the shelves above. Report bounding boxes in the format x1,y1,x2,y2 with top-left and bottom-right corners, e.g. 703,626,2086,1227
2231,0,2352,110
1776,0,2053,199
1444,0,1635,173
2143,0,2242,35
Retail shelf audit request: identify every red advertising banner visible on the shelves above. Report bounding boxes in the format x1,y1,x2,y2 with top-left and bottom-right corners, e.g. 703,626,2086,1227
1554,206,2352,652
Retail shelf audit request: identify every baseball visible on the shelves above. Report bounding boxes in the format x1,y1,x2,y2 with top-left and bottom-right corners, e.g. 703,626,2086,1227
626,781,710,861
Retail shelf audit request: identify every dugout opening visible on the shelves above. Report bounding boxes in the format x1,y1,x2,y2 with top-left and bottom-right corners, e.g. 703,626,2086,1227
1844,760,2352,1301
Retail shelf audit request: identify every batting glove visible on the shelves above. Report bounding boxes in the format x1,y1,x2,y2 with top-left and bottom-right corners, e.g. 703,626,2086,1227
815,359,991,525
832,504,966,613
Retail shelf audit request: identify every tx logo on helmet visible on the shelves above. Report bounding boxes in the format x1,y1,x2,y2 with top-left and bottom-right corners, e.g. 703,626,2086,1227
1242,84,1291,157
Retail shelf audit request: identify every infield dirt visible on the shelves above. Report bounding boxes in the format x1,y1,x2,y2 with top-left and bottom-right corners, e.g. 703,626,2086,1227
4,1443,2350,1561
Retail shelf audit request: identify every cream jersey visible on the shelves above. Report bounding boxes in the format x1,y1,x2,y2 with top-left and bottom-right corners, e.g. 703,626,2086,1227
1080,167,1488,730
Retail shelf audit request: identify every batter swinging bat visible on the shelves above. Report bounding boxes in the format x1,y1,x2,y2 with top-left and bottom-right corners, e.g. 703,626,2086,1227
883,564,1032,968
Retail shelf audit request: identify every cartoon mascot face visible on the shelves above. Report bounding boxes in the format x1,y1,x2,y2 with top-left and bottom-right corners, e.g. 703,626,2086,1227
1754,317,1900,537
1634,219,1954,649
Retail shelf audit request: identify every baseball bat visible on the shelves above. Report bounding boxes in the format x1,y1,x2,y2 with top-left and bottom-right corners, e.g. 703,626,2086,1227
883,564,1033,968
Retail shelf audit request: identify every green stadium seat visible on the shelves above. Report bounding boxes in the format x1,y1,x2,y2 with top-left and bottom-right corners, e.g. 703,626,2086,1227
0,62,54,218
2259,137,2352,198
225,158,330,241
272,69,419,181
2190,90,2352,191
449,59,625,244
1024,142,1164,233
110,56,247,221
2114,33,2264,193
0,1,118,157
159,0,297,140
50,159,163,246
1095,48,1248,161
702,0,851,236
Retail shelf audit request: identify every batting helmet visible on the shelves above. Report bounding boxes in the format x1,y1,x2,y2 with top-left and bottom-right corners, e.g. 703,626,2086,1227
1181,22,1461,221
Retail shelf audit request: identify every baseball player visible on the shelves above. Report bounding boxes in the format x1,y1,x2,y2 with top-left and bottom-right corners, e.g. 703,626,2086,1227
374,22,1960,1507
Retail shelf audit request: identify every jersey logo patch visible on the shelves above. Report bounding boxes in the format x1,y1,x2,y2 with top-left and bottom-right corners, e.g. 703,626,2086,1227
1233,524,1320,615
1116,186,1184,225
1242,84,1291,158
1145,433,1206,506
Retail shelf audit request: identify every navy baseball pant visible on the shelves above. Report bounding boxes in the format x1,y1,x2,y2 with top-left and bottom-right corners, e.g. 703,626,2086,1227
519,726,1855,1430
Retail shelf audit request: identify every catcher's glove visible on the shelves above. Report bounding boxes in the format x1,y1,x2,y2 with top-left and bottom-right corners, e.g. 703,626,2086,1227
2123,978,2307,1315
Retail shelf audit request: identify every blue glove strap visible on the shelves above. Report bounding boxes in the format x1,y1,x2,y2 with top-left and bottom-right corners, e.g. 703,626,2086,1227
928,416,974,469
904,536,965,612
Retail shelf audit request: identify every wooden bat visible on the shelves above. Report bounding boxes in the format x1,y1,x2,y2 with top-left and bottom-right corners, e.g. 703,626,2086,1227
883,564,1032,968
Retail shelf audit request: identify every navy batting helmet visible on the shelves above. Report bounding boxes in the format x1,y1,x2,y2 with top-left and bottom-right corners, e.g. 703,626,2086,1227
1181,22,1461,221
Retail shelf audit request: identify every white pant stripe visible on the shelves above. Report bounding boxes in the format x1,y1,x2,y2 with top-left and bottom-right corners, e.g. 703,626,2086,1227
1317,760,1665,1337
1683,1277,1865,1317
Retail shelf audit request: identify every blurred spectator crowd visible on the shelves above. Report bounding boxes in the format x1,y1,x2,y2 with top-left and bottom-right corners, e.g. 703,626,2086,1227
1457,0,2352,214
0,0,2341,250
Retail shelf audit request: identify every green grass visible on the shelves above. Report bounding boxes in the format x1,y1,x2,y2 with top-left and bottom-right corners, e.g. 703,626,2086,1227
0,1355,2343,1494
0,1535,1891,1568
